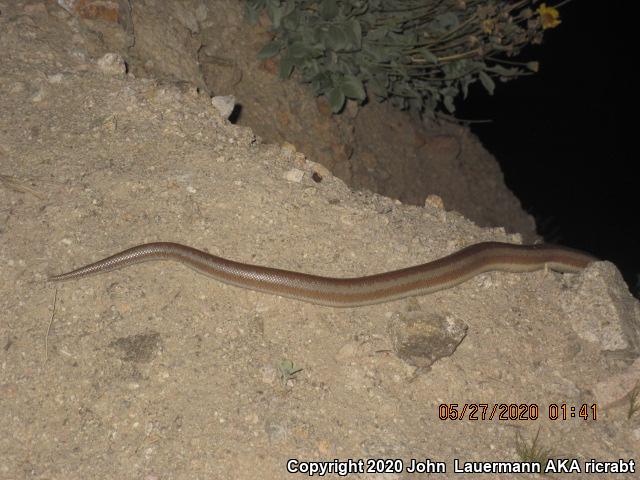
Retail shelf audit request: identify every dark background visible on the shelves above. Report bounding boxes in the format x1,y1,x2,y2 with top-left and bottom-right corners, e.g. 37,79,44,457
456,0,637,293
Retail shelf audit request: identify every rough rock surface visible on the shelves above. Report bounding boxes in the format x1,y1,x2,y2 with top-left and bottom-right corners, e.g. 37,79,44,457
51,0,538,239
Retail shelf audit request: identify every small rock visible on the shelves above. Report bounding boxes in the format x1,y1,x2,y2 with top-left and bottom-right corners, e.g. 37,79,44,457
425,194,444,209
284,168,304,183
308,161,331,179
96,53,127,77
211,95,236,119
47,73,64,84
260,365,277,385
388,312,468,369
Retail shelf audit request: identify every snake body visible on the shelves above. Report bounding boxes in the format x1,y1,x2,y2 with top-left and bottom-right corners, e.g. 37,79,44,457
49,242,597,307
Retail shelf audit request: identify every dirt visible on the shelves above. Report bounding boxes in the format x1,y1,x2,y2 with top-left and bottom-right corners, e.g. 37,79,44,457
73,0,538,239
1,2,639,479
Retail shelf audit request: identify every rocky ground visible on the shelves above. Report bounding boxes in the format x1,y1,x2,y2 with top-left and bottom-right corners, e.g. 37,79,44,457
1,2,639,479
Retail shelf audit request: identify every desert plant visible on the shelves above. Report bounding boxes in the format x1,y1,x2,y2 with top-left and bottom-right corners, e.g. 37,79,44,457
246,0,565,115
515,427,554,467
277,358,303,384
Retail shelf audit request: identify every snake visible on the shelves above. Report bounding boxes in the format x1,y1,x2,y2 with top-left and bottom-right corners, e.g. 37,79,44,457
48,241,597,307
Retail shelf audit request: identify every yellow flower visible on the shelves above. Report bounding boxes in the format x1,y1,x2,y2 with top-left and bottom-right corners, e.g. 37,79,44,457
537,3,561,29
482,19,495,34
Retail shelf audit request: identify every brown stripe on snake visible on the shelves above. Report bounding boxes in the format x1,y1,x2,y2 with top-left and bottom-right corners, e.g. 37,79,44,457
48,241,598,307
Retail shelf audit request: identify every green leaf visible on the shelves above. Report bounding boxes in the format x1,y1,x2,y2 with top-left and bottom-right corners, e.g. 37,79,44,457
478,70,495,95
267,5,284,29
301,58,320,77
435,12,459,31
344,20,362,50
310,71,331,94
282,10,300,30
257,41,281,59
420,48,438,64
279,56,296,78
320,0,339,20
282,0,296,17
310,25,324,44
441,86,458,98
443,95,455,113
325,25,348,51
340,74,366,101
327,87,346,113
488,64,520,77
288,41,310,59
461,76,474,99
245,2,263,24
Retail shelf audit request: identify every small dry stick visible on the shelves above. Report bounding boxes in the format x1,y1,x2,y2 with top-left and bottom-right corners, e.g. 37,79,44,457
44,288,58,364
0,173,44,199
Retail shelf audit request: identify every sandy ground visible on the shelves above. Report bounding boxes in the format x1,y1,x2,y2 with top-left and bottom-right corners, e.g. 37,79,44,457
1,2,639,479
